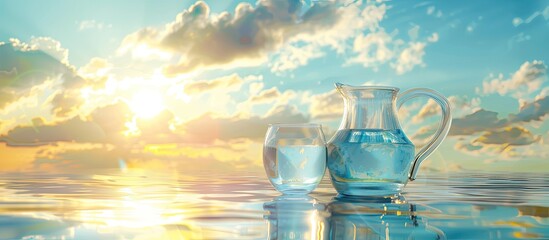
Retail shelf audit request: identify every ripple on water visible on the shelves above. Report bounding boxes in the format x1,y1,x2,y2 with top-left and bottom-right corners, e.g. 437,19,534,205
0,170,547,239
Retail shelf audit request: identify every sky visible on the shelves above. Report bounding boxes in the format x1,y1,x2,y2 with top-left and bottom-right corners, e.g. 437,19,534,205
0,0,548,174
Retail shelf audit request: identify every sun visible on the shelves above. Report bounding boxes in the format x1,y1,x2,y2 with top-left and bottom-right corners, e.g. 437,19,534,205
129,90,165,119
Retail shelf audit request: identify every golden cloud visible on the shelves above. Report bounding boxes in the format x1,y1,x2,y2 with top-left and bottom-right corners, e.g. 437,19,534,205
182,104,308,143
184,74,244,95
449,109,508,136
307,89,342,120
474,126,541,146
412,96,481,124
0,143,40,171
0,101,131,146
248,87,296,104
0,38,110,120
118,0,344,75
509,96,549,123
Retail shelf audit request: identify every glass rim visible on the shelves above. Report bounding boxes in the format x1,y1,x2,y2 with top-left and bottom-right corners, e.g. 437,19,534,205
268,123,322,128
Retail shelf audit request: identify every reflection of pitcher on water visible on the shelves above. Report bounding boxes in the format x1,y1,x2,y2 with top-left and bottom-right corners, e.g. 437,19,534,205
327,83,452,196
328,195,447,240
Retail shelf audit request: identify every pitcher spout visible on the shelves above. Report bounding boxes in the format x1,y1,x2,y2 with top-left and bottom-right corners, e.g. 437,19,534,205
335,82,345,93
335,82,359,95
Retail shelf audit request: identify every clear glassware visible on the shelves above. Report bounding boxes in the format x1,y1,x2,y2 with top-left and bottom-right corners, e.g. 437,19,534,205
263,124,327,194
327,83,452,196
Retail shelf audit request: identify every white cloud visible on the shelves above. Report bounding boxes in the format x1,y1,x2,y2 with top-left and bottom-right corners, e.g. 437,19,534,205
248,82,264,96
427,32,439,42
426,6,442,17
344,5,437,75
436,10,443,18
286,3,388,54
346,29,396,70
408,25,420,41
267,2,387,74
392,42,426,75
242,74,263,82
358,3,389,32
512,17,523,27
426,6,435,15
118,1,436,76
512,6,549,27
270,44,324,74
466,22,476,32
342,5,401,70
508,32,531,49
479,60,547,100
78,20,112,31
535,87,549,101
29,37,69,64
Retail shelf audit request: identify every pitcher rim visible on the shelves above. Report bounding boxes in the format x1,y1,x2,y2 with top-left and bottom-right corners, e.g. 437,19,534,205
336,83,399,92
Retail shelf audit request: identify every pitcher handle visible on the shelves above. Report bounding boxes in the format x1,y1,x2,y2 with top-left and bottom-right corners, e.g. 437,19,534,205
397,88,452,181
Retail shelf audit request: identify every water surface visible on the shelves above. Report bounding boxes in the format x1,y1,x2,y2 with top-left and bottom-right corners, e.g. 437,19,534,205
0,170,547,239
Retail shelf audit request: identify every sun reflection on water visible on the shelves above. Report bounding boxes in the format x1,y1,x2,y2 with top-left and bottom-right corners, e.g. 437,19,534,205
0,171,547,239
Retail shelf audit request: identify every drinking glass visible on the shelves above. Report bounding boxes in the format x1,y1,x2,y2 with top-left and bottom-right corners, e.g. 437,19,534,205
263,124,327,194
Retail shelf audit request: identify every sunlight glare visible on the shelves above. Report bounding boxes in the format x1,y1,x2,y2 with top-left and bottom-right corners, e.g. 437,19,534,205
129,90,165,119
123,119,141,137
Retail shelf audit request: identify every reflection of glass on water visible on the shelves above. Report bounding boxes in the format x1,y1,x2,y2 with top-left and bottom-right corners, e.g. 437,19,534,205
264,195,328,240
327,129,414,195
264,145,326,193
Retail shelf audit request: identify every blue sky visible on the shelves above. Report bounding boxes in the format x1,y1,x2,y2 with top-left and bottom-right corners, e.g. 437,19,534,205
0,0,548,173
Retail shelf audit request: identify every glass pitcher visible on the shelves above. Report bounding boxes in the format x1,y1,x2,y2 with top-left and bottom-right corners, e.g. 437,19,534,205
327,83,452,196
